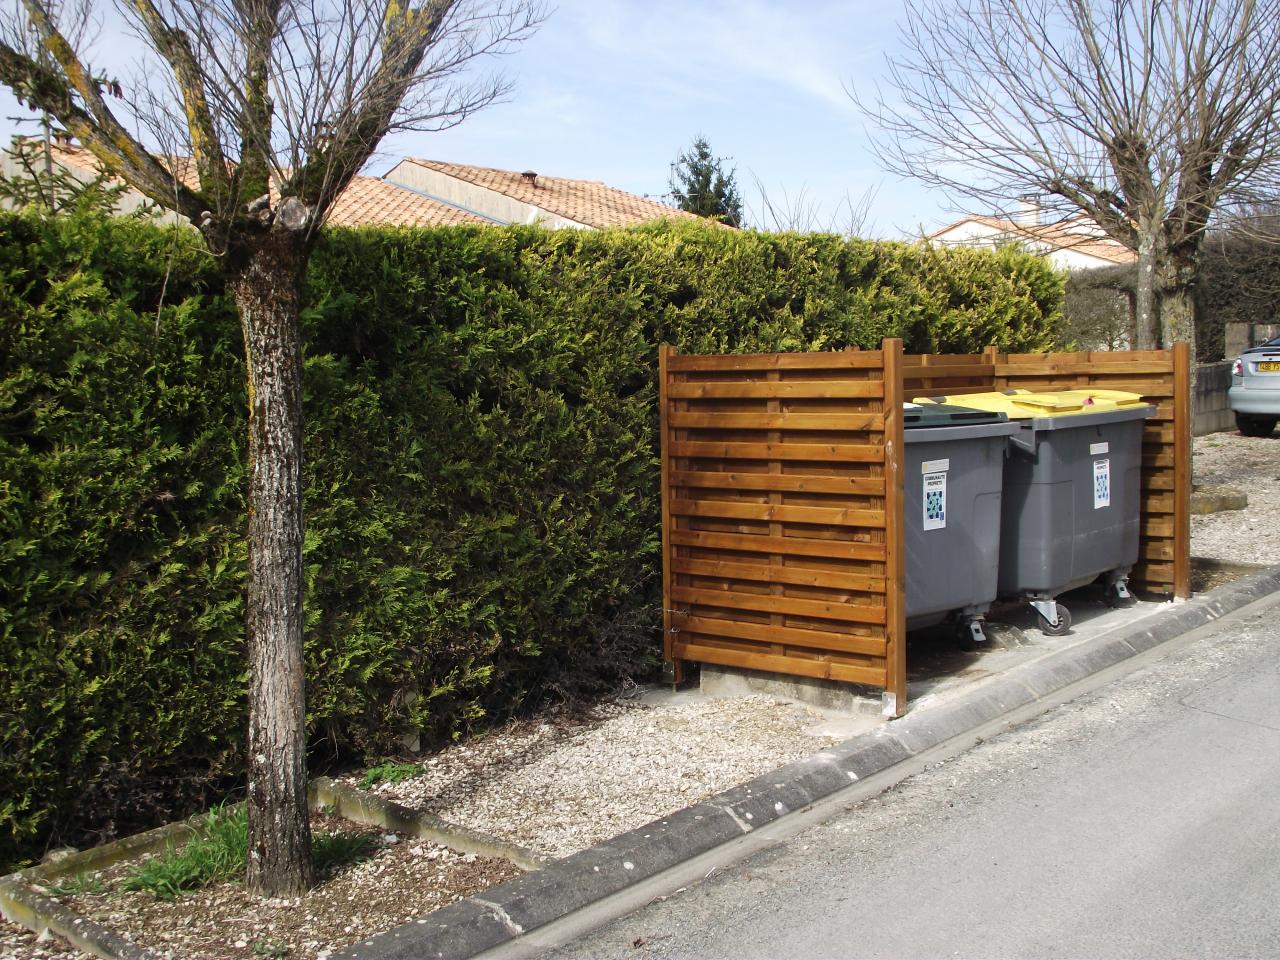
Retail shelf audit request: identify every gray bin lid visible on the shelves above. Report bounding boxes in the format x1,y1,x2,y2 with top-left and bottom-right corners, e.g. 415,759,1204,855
903,402,1020,443
904,402,1009,429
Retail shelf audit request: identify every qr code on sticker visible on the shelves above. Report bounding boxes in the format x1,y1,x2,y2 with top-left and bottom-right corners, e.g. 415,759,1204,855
1093,458,1111,509
926,489,945,522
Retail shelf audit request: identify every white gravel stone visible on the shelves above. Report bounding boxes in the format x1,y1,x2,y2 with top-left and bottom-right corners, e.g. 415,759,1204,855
1192,432,1280,562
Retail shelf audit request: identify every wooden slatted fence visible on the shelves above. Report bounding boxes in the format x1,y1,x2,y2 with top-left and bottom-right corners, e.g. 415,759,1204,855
659,342,907,715
661,340,1191,716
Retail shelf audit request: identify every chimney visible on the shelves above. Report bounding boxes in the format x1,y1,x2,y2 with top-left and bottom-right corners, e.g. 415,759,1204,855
1015,195,1041,228
521,170,538,187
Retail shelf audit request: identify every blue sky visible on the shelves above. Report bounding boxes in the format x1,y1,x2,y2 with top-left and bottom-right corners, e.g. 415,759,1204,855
0,0,967,238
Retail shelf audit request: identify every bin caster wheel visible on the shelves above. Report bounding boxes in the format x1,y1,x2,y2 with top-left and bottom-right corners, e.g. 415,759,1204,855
1036,604,1072,636
1103,582,1136,608
956,619,987,649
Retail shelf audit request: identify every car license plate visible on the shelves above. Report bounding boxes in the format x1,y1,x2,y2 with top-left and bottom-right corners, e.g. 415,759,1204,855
1259,361,1280,371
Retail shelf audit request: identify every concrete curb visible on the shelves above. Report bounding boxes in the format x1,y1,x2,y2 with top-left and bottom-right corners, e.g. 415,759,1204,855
340,562,1280,960
311,778,548,872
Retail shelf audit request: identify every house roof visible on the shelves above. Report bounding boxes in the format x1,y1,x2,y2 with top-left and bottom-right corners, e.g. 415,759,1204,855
928,213,1136,266
397,158,706,229
32,141,488,227
324,176,489,227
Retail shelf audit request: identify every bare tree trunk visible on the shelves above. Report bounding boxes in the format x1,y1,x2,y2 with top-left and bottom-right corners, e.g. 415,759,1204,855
1159,251,1199,352
1134,226,1159,349
228,235,315,897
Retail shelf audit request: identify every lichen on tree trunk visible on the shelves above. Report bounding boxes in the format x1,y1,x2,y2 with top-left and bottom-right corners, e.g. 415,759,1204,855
228,234,315,897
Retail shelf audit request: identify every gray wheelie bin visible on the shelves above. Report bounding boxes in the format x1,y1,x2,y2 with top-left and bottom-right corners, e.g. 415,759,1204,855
904,402,1020,645
914,390,1155,635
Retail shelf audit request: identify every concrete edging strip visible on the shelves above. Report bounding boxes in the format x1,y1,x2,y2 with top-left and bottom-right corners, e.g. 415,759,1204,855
310,778,548,872
341,562,1280,960
0,878,161,960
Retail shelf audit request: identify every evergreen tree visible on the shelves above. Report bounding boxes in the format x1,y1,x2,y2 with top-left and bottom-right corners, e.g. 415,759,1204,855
669,136,743,227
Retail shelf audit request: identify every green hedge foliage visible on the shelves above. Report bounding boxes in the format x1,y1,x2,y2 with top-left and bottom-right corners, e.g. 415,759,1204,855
0,212,1063,868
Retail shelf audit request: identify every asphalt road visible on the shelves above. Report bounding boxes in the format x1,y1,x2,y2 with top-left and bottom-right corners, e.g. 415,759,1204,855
540,600,1280,960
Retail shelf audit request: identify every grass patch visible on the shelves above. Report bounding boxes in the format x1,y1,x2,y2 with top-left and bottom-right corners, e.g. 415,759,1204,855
124,804,247,899
45,871,107,897
124,805,379,899
357,760,421,789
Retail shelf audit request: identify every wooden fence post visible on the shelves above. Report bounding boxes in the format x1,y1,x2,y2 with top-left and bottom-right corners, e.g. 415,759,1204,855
882,338,907,717
658,344,682,685
1173,341,1192,599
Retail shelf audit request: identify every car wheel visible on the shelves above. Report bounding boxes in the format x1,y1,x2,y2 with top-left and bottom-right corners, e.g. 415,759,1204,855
1236,413,1277,437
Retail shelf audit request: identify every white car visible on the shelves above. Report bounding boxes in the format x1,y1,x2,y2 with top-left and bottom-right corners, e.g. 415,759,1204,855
1229,336,1280,436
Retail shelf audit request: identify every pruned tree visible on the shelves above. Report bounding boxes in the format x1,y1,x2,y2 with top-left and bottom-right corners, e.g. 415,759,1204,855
669,135,743,227
860,0,1280,349
0,0,542,895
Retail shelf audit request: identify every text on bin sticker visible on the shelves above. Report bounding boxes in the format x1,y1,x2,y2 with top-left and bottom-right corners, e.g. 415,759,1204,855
1093,458,1111,509
921,458,950,475
1090,441,1109,455
923,472,947,530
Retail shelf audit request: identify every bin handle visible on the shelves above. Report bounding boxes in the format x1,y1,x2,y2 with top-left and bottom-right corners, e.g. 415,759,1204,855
1008,426,1037,454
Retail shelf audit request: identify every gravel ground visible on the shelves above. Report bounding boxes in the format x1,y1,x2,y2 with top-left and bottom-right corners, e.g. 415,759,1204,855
346,696,842,859
0,919,83,959
1191,432,1280,562
7,430,1274,960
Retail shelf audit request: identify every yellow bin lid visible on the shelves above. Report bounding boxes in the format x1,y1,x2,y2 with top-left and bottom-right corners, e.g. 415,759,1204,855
912,388,1148,419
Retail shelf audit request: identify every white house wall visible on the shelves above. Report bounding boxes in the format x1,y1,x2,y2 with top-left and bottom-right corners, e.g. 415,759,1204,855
384,162,589,229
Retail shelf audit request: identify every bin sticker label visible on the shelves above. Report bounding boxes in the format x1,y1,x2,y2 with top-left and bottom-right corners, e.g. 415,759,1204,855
1093,458,1111,509
923,472,947,530
1090,441,1109,455
921,458,950,474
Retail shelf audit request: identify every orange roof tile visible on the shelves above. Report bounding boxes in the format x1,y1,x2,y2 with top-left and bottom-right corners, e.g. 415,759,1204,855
400,159,708,229
29,141,486,227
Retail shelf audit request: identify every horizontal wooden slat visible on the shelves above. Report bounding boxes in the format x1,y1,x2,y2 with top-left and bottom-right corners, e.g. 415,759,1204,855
1140,540,1175,560
675,615,886,656
1142,494,1175,513
670,529,887,561
671,440,885,462
669,352,884,371
671,470,885,497
672,639,886,687
674,557,885,593
1141,519,1174,538
903,363,996,381
671,499,885,528
666,380,884,399
994,363,1174,377
669,411,885,432
673,586,887,625
1142,475,1175,491
1133,563,1174,582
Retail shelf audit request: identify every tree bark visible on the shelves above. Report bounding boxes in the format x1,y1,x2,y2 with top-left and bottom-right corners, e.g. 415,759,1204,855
1158,249,1199,353
227,234,315,897
1134,225,1160,349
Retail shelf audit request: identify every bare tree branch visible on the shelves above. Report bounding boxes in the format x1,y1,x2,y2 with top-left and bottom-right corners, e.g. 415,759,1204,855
859,0,1280,349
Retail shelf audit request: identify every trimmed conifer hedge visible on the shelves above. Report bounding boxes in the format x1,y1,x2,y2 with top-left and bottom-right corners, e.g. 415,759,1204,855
0,211,1062,868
